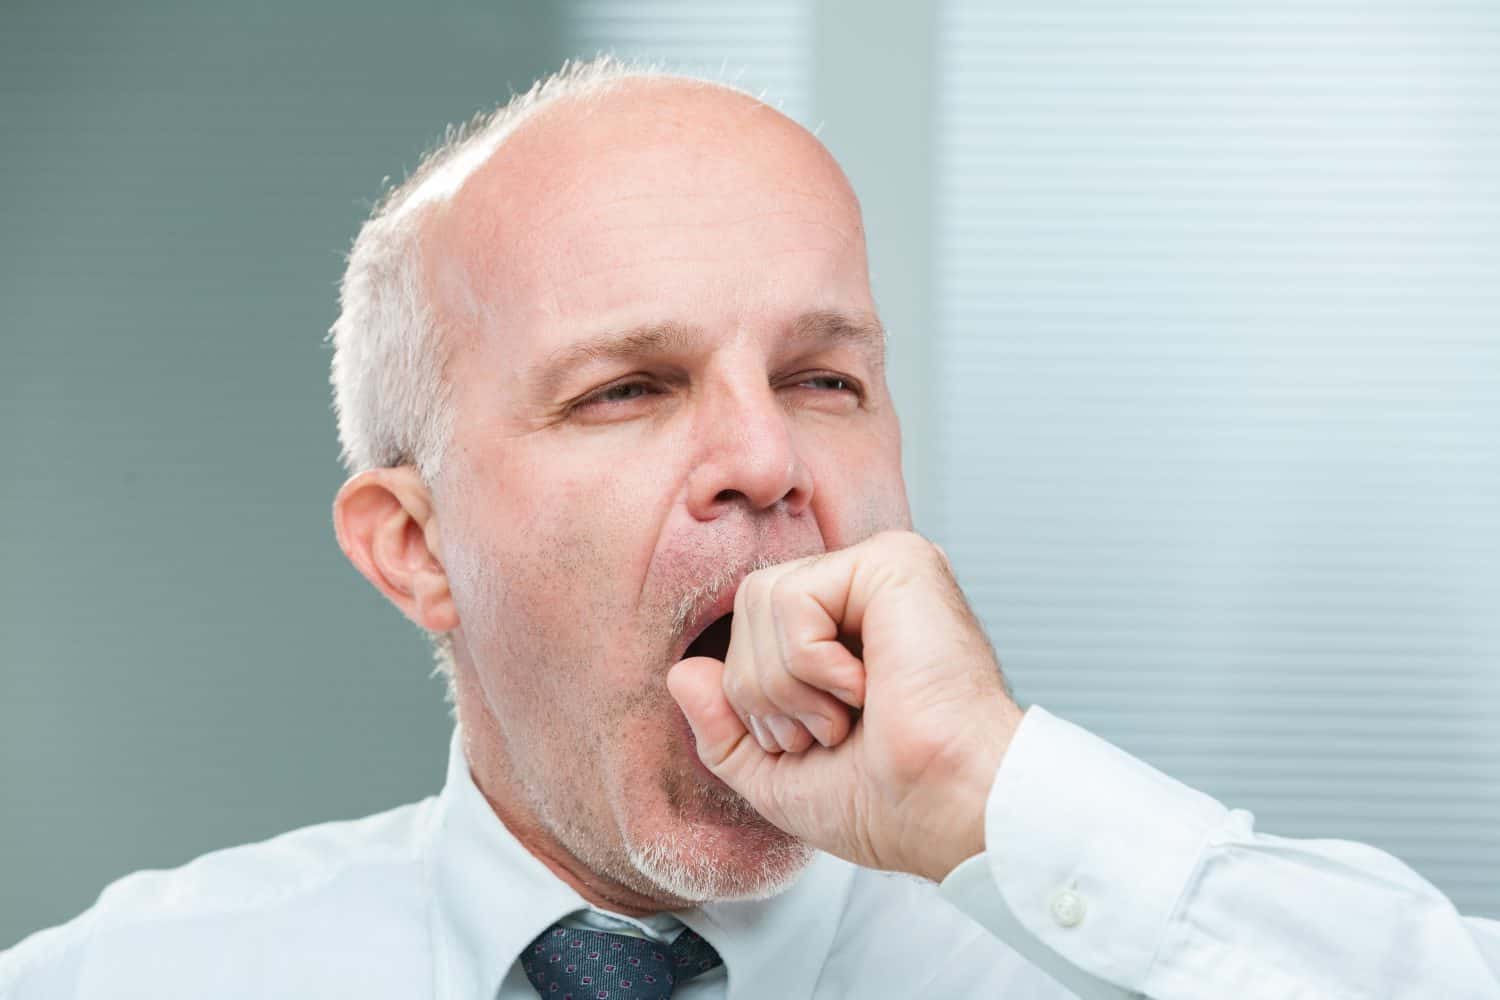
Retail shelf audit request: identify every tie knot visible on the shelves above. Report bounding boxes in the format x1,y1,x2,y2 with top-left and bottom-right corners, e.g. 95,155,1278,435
521,922,723,999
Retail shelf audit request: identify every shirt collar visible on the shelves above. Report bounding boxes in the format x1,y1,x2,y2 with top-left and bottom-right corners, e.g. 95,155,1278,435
687,855,852,1000
427,725,852,1000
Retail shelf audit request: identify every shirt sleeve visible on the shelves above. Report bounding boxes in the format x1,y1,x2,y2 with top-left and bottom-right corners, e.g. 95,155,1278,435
938,705,1500,1000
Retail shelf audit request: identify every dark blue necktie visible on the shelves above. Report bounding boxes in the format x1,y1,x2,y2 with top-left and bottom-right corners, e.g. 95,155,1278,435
521,922,723,999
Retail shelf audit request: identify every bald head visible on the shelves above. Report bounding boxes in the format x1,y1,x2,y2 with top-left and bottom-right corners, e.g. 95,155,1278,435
425,75,868,340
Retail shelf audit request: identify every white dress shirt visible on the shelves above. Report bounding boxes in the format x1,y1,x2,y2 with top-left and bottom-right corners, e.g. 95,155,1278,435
944,708,1500,999
4,707,1497,998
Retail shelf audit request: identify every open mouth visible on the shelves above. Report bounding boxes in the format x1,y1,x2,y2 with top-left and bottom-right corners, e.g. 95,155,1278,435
682,612,734,662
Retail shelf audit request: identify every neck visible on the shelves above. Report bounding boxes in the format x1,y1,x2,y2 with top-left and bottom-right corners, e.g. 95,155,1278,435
452,663,690,918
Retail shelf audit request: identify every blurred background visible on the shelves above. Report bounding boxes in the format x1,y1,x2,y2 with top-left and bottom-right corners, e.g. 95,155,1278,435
3,0,1496,948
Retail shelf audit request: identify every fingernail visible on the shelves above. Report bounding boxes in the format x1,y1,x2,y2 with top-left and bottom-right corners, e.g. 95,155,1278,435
832,688,858,706
748,716,778,753
799,714,835,748
764,714,799,751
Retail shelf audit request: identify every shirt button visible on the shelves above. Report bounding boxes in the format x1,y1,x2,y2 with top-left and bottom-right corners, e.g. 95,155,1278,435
1048,888,1087,928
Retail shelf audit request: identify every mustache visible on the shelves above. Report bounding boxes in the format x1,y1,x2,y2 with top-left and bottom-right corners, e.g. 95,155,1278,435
665,548,819,641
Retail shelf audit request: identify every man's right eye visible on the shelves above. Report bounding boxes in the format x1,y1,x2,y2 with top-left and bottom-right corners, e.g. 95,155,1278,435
595,382,652,403
571,379,663,416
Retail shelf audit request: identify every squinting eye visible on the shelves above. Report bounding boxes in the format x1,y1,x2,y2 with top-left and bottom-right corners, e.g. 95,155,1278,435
576,380,660,410
597,382,651,403
802,375,855,392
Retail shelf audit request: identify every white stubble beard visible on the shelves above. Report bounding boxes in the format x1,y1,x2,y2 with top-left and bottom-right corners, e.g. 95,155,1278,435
621,762,815,903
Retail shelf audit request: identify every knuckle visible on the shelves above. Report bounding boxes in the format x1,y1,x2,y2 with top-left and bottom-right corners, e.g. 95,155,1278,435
883,530,946,576
788,639,859,691
745,581,773,621
768,571,798,614
905,531,940,562
874,527,917,550
761,665,804,709
749,564,778,594
783,639,830,684
766,571,791,608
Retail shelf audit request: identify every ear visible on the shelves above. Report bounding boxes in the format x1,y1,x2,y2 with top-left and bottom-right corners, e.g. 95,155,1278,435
332,467,459,633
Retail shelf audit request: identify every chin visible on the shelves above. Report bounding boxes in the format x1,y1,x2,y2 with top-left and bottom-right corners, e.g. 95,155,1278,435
625,817,815,904
614,758,815,904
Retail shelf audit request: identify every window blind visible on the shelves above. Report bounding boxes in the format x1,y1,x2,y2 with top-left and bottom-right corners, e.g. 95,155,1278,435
561,0,814,125
934,1,1500,915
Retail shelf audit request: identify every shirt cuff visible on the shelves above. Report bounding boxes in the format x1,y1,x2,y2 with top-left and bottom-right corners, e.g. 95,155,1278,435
939,704,1229,995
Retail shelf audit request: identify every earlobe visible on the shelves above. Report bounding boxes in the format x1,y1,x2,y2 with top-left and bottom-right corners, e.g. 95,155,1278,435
409,516,459,633
332,468,459,633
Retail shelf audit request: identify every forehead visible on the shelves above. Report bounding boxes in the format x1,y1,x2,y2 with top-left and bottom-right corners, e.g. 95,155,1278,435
424,78,873,367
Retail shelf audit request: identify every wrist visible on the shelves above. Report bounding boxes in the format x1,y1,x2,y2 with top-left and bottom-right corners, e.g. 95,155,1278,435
918,700,1024,882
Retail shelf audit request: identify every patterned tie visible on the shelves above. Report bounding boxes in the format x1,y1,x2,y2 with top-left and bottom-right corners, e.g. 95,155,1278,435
521,922,723,999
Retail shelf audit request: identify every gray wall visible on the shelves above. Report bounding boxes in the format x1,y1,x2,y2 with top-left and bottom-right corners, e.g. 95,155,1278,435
1,1,568,948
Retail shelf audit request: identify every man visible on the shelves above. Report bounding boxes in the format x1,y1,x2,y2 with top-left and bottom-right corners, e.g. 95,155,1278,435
3,57,1497,999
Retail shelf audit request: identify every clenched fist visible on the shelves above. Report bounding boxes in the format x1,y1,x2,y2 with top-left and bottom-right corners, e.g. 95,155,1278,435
667,530,1025,883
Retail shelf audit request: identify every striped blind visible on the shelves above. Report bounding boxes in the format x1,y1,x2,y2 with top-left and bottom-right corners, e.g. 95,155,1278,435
933,2,1500,915
561,0,814,125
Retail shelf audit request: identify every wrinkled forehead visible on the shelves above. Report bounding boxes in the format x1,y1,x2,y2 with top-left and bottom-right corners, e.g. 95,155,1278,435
421,77,871,352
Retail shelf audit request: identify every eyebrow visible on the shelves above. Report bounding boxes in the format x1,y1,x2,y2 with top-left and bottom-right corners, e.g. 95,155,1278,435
524,309,887,403
789,309,887,373
525,322,699,403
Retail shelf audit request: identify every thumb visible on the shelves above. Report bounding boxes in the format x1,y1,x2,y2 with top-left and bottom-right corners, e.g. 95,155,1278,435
667,656,756,776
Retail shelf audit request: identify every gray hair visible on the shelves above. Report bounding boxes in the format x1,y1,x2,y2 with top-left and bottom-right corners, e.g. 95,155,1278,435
326,56,760,683
332,55,642,481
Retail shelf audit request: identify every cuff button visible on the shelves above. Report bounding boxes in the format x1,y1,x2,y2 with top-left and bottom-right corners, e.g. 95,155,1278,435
1048,888,1087,928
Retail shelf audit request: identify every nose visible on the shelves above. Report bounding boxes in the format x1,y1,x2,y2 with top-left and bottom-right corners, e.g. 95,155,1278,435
684,376,815,521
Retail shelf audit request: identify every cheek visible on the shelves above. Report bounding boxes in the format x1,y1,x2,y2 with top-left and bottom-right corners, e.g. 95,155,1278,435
803,421,911,547
823,474,911,548
451,450,670,665
489,447,649,555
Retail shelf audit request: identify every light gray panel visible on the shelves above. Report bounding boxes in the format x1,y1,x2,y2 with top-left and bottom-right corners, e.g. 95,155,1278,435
563,0,814,125
934,1,1500,915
